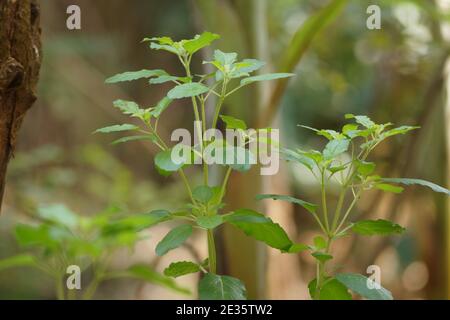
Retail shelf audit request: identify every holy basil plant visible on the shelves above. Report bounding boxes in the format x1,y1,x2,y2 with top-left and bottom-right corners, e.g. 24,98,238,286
98,32,295,300
0,204,188,300
257,114,450,300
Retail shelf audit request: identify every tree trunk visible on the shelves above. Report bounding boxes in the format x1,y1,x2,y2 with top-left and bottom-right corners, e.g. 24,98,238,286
0,0,42,211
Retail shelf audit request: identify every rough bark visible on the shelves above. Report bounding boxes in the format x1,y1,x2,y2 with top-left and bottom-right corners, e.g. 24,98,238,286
0,0,41,211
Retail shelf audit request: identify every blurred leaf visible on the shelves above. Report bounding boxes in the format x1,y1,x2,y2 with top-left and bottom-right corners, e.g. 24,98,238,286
198,273,246,300
154,149,184,176
345,114,375,129
105,69,167,83
335,273,393,300
94,124,139,134
311,252,333,262
193,186,214,203
183,31,220,54
220,115,247,130
381,126,420,139
240,73,295,86
112,100,141,115
149,75,190,85
356,161,376,177
197,216,224,229
288,243,310,253
352,219,405,236
167,83,209,99
155,225,193,256
323,139,350,160
37,204,78,229
164,261,201,278
102,210,171,236
375,183,404,194
0,254,37,272
151,97,173,118
309,278,352,300
380,178,450,196
313,236,327,250
224,209,293,251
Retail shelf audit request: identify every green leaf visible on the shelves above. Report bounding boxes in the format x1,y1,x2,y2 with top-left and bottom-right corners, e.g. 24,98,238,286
0,254,37,272
328,164,347,174
280,148,315,171
335,273,393,300
111,135,156,145
37,204,78,229
112,99,142,116
313,236,327,250
375,183,404,194
220,115,247,130
255,194,318,215
193,186,214,203
311,252,333,263
198,273,246,300
380,178,450,196
145,36,173,44
102,210,171,236
231,59,266,78
381,125,419,139
356,160,376,176
149,42,180,55
345,114,375,129
149,75,190,85
154,149,186,176
122,265,190,295
167,83,209,99
15,224,58,248
151,97,173,118
213,49,238,66
164,261,201,278
240,73,295,86
308,278,352,300
105,69,167,83
142,36,174,45
224,209,293,251
352,219,405,236
183,32,220,54
323,139,350,160
288,243,310,253
197,215,224,230
155,224,193,256
95,124,139,134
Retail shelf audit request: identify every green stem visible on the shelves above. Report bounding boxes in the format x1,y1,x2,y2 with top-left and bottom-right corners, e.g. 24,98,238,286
219,167,232,203
82,277,101,300
331,187,346,232
56,274,65,300
200,98,208,185
335,189,362,234
179,170,195,204
207,230,217,274
314,236,332,300
320,170,330,234
211,80,228,130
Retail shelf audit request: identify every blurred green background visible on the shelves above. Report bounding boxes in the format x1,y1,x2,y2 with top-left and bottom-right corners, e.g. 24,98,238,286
0,0,449,299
